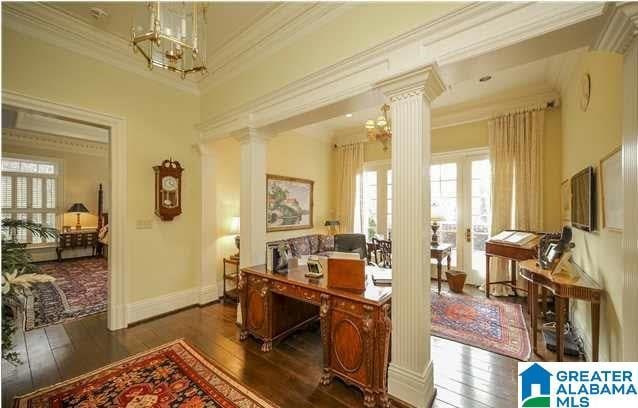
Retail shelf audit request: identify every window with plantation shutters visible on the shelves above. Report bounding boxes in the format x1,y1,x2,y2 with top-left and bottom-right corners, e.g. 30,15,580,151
1,157,60,244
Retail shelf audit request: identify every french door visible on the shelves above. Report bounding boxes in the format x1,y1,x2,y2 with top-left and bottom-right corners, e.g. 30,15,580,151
431,149,491,285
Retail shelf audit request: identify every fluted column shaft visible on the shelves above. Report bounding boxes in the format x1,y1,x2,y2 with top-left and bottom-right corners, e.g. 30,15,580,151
378,66,445,408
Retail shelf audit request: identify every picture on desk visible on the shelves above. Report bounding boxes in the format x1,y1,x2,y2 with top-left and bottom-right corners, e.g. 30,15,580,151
266,174,314,232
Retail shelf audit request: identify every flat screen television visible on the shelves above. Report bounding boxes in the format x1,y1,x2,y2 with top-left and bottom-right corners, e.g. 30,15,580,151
571,166,596,232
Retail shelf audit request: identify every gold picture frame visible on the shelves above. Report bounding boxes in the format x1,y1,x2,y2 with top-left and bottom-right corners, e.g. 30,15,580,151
599,146,622,232
266,174,314,232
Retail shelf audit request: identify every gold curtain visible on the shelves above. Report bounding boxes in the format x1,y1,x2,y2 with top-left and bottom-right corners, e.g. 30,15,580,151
335,143,364,233
485,109,544,296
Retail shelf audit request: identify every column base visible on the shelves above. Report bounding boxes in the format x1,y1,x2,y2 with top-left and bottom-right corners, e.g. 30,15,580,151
388,360,434,408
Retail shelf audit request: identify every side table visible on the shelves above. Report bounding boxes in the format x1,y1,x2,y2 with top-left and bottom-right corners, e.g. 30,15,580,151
223,256,240,304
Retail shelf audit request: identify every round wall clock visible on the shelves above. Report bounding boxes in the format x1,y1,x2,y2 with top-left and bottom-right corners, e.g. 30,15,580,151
580,73,591,112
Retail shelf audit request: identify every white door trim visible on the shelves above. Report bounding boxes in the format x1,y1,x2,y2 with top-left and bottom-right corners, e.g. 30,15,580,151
2,90,128,331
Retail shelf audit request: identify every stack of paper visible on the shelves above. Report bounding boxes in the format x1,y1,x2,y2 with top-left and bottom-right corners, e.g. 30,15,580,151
490,230,537,246
371,268,392,285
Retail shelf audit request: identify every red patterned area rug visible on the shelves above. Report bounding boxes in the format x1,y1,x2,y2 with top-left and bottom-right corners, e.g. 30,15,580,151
431,290,531,361
24,258,107,330
14,339,278,408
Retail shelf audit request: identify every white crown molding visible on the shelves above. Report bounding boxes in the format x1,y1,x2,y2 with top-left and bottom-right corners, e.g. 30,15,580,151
2,128,109,158
200,3,352,92
14,110,110,144
196,2,605,141
2,3,200,95
431,87,560,130
593,3,638,54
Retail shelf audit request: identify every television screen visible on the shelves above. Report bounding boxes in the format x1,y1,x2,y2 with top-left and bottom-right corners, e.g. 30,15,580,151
571,166,595,231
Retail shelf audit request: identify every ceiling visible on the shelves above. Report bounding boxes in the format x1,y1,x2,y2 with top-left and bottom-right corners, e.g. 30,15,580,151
49,2,278,57
293,46,586,139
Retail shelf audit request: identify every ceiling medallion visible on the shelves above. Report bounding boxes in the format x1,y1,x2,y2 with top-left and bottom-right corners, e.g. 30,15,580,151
131,2,207,79
365,104,392,151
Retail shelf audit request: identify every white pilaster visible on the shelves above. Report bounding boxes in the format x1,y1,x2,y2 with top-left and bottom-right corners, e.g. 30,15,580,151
236,128,268,268
198,142,219,305
377,66,445,408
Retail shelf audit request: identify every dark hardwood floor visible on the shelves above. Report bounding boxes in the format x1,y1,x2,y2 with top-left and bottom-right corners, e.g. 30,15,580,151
1,282,580,408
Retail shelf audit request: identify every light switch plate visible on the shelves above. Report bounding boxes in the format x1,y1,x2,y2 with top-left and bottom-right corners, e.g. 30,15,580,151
136,219,153,230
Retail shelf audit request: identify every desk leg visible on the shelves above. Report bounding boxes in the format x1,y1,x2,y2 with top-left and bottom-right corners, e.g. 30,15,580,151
530,281,538,355
541,287,547,320
238,272,248,341
319,294,333,386
485,255,491,298
556,297,565,362
591,302,600,362
511,260,518,296
437,257,442,294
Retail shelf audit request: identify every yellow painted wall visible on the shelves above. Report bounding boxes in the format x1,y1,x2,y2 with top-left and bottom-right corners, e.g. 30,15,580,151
1,140,109,230
560,51,624,361
209,133,334,281
200,3,462,119
2,28,202,303
353,113,563,231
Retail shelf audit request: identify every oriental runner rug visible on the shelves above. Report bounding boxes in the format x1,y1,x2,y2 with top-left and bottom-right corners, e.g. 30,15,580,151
431,289,531,360
13,339,278,408
24,258,107,330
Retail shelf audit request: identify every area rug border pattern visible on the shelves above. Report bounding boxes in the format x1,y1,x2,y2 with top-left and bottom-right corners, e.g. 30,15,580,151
13,338,279,408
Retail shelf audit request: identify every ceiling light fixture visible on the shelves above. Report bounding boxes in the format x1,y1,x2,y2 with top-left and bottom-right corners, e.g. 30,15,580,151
131,2,207,79
365,104,391,151
479,75,492,82
345,113,353,118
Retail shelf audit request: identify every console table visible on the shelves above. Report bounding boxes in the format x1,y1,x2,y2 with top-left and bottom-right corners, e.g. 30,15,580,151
56,230,98,261
240,264,392,408
222,255,240,304
431,244,452,294
519,259,602,362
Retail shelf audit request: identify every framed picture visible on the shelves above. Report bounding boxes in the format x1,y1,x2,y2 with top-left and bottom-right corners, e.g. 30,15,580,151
600,146,622,232
266,174,314,232
560,178,571,222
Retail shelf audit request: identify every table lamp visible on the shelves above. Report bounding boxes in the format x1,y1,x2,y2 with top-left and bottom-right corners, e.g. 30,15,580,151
68,203,90,230
431,205,445,247
324,220,340,235
230,216,240,258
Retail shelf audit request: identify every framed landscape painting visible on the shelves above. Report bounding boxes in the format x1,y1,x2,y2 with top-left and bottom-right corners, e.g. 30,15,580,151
266,174,314,232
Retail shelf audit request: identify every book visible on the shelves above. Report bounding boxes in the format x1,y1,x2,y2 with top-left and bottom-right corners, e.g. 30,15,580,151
489,230,537,247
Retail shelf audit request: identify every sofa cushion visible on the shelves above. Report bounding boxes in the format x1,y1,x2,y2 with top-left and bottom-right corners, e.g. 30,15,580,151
288,236,311,256
308,235,320,254
319,235,334,252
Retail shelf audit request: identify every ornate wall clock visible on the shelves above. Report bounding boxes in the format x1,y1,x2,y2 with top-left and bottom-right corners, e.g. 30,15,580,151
153,159,183,221
580,73,591,112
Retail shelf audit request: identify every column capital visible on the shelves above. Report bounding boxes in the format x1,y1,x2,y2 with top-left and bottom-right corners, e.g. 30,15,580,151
594,3,638,54
376,64,446,103
232,127,272,144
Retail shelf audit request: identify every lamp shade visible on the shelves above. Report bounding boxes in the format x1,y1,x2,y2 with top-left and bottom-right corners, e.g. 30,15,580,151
431,204,445,222
324,220,340,227
67,203,89,213
230,216,240,234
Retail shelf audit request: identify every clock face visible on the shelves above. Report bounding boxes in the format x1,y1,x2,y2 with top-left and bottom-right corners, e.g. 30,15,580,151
162,176,178,192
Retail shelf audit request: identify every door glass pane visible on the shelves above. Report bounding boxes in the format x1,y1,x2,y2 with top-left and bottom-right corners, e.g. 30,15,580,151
431,163,458,266
2,176,12,208
363,170,377,240
16,177,27,209
32,178,43,209
46,179,56,208
471,159,491,275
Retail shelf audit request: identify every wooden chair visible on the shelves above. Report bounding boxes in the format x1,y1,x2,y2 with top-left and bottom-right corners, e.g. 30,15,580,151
377,239,392,268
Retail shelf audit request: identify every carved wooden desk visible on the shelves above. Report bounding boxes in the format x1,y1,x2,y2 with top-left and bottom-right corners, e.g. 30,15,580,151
519,259,602,362
484,237,539,297
431,244,452,294
239,264,392,408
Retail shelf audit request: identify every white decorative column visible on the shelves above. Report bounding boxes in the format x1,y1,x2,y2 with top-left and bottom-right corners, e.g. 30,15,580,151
235,127,268,323
198,142,219,305
377,65,445,407
594,2,638,362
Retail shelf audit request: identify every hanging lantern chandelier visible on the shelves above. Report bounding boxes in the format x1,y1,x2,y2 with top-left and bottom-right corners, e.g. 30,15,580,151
365,104,392,151
131,2,207,79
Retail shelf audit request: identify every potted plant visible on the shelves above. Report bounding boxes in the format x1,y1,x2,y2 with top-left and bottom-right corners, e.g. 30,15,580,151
2,219,57,364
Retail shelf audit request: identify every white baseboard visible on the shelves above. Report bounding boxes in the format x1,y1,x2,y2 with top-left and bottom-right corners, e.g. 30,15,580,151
127,284,219,324
388,361,435,408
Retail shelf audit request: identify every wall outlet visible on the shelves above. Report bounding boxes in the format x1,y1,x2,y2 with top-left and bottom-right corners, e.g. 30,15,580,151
136,219,153,230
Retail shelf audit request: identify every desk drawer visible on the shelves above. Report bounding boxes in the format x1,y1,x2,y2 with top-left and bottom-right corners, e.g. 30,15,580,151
271,281,320,305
